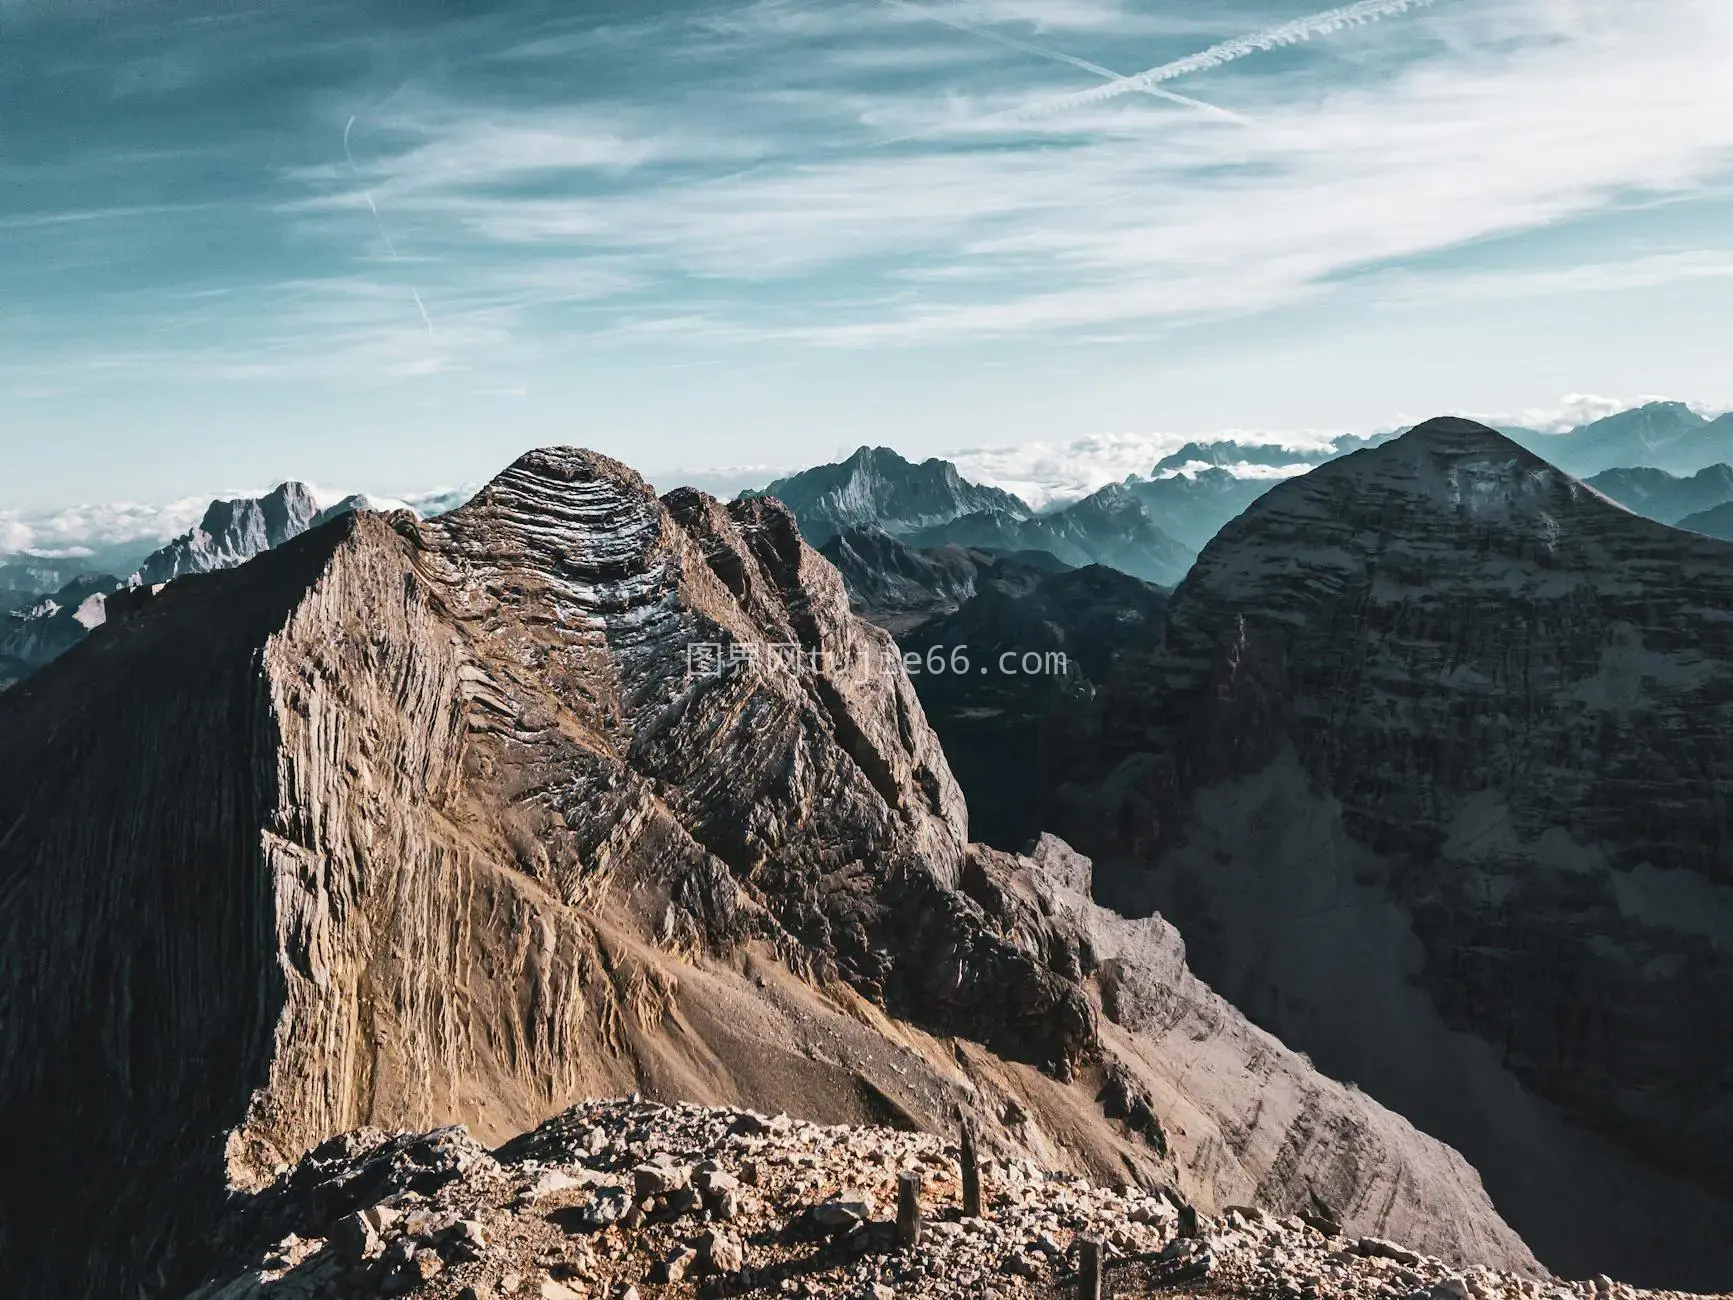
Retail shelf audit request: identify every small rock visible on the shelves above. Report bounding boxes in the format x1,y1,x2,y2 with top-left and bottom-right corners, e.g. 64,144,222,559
329,1211,382,1263
657,1244,700,1284
525,1169,580,1200
633,1162,691,1200
449,1218,489,1248
698,1226,746,1275
1432,1279,1474,1300
538,1280,582,1300
405,1208,457,1240
811,1193,875,1232
382,1236,418,1268
1360,1237,1425,1268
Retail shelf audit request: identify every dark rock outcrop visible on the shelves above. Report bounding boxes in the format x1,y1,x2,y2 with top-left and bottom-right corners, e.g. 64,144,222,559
0,447,1537,1298
1054,417,1733,1288
0,571,122,689
819,528,1067,633
901,564,1168,851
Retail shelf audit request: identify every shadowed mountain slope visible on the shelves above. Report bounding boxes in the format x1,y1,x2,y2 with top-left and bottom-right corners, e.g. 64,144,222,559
1052,418,1733,1288
0,448,1537,1299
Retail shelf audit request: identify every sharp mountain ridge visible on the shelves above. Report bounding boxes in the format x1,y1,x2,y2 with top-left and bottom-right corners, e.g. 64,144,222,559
0,446,1537,1299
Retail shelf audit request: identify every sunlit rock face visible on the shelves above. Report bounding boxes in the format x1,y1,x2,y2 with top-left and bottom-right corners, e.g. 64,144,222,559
1060,417,1733,1288
0,446,1536,1299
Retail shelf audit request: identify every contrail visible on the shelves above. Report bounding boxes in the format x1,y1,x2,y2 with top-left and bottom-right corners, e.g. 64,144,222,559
1001,0,1440,121
877,0,1250,124
343,114,434,334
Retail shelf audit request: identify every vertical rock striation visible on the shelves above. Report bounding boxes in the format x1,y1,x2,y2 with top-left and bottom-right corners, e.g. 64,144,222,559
0,446,1537,1298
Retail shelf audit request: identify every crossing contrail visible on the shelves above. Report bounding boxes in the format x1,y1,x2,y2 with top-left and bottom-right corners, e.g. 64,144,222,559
1001,0,1440,121
877,0,1250,124
344,114,434,334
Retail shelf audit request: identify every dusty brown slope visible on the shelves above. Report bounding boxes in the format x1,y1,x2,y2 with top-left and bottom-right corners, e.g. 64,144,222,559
0,448,1534,1299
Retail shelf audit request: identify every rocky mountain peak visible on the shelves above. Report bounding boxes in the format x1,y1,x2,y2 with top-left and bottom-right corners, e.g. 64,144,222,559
1056,419,1733,1286
137,480,323,585
0,443,1542,1298
755,447,1030,547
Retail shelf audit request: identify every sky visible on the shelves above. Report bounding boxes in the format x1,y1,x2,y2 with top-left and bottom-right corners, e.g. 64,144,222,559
3,0,1732,531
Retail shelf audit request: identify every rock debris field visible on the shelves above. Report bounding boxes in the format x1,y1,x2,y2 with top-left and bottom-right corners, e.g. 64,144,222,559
185,1099,1719,1300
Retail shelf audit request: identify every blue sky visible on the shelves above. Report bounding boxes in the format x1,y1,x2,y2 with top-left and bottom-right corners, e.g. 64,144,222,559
3,0,1732,523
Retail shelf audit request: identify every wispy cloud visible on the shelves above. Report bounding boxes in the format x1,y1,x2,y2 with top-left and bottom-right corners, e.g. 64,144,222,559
248,0,1733,359
5,0,1732,409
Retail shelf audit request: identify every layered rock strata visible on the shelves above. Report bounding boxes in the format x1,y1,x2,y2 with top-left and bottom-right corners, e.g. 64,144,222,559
1055,418,1733,1287
0,448,1534,1298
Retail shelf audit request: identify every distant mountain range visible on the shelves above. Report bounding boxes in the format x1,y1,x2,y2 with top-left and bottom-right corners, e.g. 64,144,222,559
0,483,371,689
1148,402,1730,484
758,448,1194,587
1584,464,1733,524
749,445,1031,546
1515,401,1733,477
1151,431,1396,475
743,402,1731,592
908,482,1193,587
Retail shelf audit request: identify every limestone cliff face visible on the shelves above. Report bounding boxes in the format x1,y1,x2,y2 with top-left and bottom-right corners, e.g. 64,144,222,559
1058,418,1733,1288
136,481,323,586
0,447,1535,1299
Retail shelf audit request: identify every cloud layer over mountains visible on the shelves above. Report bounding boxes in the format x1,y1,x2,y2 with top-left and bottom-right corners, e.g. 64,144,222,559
6,395,1730,559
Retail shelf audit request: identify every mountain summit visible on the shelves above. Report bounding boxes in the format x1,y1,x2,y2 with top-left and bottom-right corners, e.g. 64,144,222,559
751,446,1030,546
135,481,323,585
0,445,1537,1298
1055,416,1733,1287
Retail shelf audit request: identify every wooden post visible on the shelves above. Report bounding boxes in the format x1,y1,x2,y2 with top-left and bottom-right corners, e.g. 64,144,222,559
896,1171,923,1248
1077,1234,1104,1300
1178,1203,1199,1239
959,1116,983,1218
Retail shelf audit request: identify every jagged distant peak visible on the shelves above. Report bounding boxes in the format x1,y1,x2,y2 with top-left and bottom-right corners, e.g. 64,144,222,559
134,480,325,587
757,444,1031,547
1586,398,1707,427
196,480,319,533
